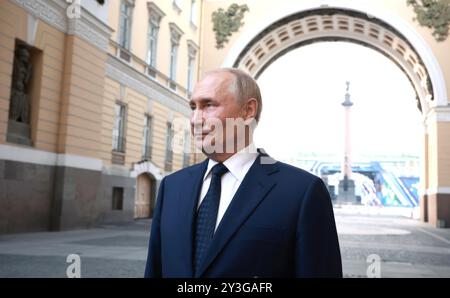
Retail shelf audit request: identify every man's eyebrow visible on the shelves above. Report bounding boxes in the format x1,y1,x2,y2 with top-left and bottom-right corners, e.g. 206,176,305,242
190,97,214,104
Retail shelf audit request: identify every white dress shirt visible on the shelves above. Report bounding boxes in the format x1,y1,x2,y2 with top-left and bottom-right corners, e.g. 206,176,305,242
197,143,259,231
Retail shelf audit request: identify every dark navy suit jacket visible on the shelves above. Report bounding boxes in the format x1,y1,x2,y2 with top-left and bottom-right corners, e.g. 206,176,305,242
145,150,342,278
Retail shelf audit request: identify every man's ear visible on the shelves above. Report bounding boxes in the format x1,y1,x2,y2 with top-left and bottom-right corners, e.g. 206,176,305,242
243,98,258,121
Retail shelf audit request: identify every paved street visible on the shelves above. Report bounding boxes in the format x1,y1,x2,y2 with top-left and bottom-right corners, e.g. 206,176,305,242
335,206,450,277
0,206,449,278
0,220,150,278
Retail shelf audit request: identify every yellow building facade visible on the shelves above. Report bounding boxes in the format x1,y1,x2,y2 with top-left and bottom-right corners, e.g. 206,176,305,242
0,0,449,233
0,0,200,233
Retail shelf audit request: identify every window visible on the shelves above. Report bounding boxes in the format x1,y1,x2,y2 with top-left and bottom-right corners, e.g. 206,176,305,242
187,41,197,94
119,0,134,50
165,122,174,171
112,187,124,210
169,23,183,89
169,42,178,83
183,130,191,167
147,23,158,67
187,56,194,93
112,102,126,152
183,153,190,167
190,0,197,27
147,3,164,68
173,0,183,12
142,115,153,160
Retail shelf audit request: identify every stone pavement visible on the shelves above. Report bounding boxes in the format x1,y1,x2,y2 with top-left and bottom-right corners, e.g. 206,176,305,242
335,205,450,277
0,206,449,278
0,220,151,277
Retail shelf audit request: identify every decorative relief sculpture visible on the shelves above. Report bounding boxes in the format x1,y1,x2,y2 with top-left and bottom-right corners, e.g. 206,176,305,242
9,45,32,124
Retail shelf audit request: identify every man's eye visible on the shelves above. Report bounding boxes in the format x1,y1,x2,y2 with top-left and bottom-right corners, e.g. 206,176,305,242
206,102,214,107
190,105,196,110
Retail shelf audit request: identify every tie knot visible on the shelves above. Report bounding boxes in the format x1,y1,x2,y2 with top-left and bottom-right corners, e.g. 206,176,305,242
210,163,228,177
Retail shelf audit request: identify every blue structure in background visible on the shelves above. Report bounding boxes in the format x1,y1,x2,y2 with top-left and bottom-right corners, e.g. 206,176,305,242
312,161,419,207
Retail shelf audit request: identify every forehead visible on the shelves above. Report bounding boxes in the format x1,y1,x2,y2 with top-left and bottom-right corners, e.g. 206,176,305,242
191,72,234,99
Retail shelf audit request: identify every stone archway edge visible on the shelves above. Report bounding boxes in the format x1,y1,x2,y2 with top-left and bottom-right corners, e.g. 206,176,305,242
131,160,163,180
222,0,448,107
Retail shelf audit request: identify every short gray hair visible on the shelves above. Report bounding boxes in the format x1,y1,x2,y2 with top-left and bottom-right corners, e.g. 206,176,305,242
208,68,263,122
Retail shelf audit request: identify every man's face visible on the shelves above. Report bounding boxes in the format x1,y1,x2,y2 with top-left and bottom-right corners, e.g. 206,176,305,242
189,72,245,154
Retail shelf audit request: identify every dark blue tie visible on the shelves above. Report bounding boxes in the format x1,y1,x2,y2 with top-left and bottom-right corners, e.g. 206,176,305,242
194,163,229,275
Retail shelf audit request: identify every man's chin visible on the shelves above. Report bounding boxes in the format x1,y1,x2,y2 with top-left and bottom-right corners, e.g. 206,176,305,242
194,142,226,156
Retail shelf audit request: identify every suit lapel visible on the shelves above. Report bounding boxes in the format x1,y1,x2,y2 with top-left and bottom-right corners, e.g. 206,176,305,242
177,158,209,277
196,151,279,277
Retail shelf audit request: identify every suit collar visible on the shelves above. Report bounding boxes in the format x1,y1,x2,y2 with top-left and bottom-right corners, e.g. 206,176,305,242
195,149,279,277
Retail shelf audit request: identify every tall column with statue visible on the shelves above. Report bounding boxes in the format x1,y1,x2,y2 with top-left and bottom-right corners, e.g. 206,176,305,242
338,81,357,204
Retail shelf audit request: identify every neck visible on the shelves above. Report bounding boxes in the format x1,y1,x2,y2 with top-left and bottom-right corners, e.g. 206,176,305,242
207,152,236,163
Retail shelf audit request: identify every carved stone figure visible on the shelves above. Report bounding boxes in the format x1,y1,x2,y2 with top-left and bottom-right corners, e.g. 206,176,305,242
9,46,32,123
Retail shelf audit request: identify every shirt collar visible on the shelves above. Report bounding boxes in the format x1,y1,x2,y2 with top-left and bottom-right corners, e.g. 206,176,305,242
204,143,259,182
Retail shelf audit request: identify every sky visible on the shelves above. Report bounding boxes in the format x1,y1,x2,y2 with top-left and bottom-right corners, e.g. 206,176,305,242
254,41,423,162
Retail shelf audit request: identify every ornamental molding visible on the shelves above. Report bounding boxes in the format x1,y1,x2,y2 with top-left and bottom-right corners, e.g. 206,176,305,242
11,0,113,52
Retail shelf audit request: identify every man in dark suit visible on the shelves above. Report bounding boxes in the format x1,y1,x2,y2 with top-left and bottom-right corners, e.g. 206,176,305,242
145,68,342,278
